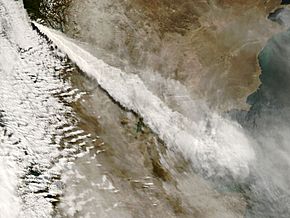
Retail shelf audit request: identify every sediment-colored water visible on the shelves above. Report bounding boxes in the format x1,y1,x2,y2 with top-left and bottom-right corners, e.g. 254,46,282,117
2,0,290,217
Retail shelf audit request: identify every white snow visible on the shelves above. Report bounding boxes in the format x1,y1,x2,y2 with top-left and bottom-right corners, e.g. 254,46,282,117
34,22,256,180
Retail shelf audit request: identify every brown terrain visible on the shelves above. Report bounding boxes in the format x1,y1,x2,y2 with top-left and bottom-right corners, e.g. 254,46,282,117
26,0,286,217
62,0,283,111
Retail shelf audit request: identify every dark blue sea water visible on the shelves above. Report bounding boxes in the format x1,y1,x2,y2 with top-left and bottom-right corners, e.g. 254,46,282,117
243,9,290,218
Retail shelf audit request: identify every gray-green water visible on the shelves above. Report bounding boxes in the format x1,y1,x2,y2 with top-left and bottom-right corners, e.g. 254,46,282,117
2,1,290,217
